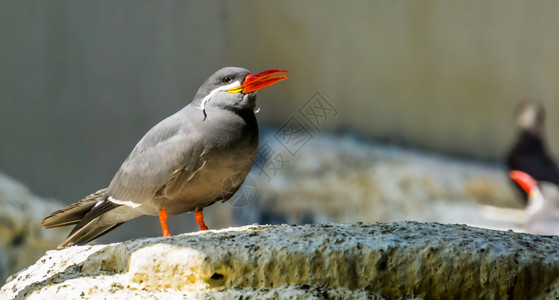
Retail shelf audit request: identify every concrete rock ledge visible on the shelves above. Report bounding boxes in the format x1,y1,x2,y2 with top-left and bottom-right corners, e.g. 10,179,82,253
0,171,66,283
2,222,559,299
243,132,522,231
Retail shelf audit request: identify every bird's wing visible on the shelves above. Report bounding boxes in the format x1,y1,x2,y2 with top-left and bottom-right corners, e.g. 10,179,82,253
106,110,205,207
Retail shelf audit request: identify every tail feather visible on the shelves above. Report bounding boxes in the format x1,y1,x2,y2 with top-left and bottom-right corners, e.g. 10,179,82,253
43,188,145,248
57,221,123,249
56,197,123,248
42,188,107,228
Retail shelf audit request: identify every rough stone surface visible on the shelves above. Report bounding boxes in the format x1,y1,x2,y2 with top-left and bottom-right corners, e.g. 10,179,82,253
2,222,558,299
0,171,66,284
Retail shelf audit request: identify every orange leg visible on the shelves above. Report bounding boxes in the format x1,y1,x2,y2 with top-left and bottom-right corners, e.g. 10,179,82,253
195,208,209,231
158,207,171,237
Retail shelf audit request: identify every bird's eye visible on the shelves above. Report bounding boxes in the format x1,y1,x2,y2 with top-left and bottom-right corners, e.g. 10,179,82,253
222,76,232,84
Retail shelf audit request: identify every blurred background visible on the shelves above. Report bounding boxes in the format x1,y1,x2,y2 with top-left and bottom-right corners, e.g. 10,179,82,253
2,0,559,282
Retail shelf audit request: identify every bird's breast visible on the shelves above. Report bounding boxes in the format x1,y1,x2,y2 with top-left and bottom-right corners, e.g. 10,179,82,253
162,110,259,215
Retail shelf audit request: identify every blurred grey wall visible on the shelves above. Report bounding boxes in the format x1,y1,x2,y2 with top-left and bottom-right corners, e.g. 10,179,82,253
1,0,559,204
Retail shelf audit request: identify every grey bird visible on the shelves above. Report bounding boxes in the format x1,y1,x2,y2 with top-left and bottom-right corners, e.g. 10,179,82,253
42,67,288,248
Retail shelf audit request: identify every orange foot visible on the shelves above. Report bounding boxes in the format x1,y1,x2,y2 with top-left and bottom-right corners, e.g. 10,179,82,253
195,209,209,231
158,207,171,237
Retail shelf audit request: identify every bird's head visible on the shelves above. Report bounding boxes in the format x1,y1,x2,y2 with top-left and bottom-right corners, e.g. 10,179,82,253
515,100,545,135
194,67,288,115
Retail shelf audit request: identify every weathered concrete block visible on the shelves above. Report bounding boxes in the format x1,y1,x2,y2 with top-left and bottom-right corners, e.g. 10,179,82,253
2,222,558,299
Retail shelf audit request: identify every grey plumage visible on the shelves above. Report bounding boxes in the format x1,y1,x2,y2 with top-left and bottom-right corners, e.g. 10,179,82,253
42,67,286,248
42,188,107,228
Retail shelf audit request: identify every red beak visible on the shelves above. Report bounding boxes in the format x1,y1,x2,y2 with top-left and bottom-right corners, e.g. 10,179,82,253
509,170,537,194
228,69,288,94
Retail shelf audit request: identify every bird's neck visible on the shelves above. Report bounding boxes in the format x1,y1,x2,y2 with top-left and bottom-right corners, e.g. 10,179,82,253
517,130,546,150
